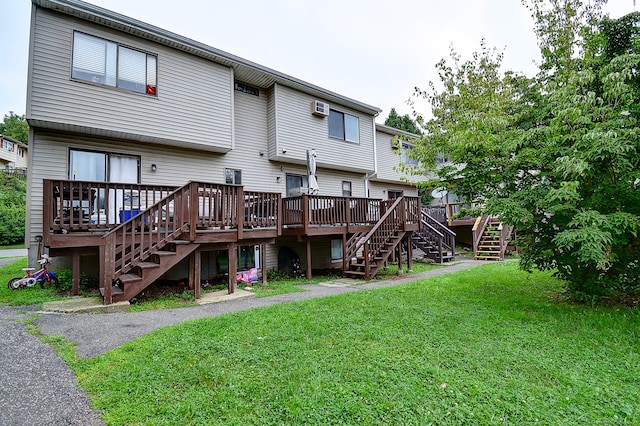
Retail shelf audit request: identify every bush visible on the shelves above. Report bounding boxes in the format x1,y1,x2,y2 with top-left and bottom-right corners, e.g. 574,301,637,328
55,268,99,293
266,268,289,281
0,173,26,245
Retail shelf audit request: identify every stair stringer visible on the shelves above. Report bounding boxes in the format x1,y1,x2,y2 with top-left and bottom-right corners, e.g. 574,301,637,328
113,241,200,302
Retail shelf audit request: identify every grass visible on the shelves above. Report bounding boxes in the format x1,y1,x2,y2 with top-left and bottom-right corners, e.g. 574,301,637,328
1,256,439,311
0,243,26,250
0,258,66,306
63,262,639,425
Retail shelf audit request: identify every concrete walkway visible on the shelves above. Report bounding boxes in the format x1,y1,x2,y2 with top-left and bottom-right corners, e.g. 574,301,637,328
0,257,486,425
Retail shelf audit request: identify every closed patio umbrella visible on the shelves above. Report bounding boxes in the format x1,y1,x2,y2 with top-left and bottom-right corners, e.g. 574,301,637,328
307,149,319,195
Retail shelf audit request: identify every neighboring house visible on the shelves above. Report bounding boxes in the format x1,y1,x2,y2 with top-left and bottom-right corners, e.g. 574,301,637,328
26,0,448,304
0,134,28,173
370,124,424,200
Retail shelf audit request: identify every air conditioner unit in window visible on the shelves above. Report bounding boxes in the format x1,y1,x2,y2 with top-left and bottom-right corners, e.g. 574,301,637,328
312,100,329,117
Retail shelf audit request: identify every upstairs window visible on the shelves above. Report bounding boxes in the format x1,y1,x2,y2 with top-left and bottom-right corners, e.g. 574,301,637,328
401,143,419,165
72,32,157,96
329,109,359,143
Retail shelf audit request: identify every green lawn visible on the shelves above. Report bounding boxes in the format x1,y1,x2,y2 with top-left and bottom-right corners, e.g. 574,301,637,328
0,258,65,306
64,262,639,425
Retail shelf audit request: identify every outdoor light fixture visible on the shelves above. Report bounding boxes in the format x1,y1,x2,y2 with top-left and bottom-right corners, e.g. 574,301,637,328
151,164,157,172
276,176,281,183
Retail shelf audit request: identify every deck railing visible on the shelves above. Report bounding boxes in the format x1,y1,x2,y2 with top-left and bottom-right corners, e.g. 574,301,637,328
282,195,383,231
43,180,177,243
421,209,456,258
43,180,280,241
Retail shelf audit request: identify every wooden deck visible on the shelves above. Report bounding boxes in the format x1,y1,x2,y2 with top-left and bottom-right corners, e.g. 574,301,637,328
41,179,421,303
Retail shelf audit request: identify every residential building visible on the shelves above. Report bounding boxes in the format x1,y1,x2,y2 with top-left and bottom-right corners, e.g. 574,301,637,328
0,134,28,173
26,0,447,304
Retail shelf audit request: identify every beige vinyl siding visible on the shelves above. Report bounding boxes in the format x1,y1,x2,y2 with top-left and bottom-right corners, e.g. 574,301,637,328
374,129,418,184
29,9,233,152
272,84,375,173
368,182,419,201
267,85,277,158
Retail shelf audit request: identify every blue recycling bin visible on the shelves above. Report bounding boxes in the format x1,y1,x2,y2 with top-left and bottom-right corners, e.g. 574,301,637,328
119,209,140,223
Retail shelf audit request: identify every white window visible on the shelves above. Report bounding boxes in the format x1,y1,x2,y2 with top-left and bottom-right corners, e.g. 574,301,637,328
331,239,343,261
329,109,359,143
72,32,157,96
286,174,308,197
401,143,418,165
225,169,242,185
69,149,139,183
342,181,352,197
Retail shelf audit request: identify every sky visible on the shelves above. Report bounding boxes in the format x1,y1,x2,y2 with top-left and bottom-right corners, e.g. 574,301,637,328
1,0,636,122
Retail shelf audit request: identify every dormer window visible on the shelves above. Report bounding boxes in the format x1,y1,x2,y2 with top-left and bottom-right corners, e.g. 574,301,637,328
72,32,157,96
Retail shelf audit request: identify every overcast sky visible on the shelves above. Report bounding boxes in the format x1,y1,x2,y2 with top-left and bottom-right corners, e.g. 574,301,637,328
1,0,635,122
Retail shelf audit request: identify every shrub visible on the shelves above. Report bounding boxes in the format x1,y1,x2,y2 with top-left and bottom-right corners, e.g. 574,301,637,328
0,173,26,245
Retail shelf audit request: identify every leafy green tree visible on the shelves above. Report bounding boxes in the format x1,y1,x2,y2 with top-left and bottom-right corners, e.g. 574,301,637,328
384,107,422,135
412,3,640,299
0,173,26,245
1,112,28,144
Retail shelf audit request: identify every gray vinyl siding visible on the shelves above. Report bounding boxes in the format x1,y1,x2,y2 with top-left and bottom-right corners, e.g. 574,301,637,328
272,84,375,173
29,9,233,152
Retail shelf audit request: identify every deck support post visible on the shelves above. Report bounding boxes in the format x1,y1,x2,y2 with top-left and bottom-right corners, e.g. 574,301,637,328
72,250,80,296
396,239,404,276
228,243,237,294
306,238,312,283
261,244,267,285
406,233,413,273
190,248,201,299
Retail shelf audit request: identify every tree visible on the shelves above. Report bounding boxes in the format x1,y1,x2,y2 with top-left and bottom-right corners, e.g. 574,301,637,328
411,3,640,299
1,112,29,143
0,173,26,245
384,107,422,135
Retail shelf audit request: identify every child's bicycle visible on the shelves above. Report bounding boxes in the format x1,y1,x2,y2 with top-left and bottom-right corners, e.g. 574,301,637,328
7,254,59,290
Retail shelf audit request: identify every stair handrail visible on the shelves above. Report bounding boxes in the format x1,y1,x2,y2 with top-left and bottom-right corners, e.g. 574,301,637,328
472,214,491,256
101,182,193,292
498,223,514,261
345,197,404,273
421,210,456,257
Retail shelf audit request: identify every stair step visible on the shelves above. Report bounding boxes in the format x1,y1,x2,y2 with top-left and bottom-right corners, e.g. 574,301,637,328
119,273,142,283
155,251,175,256
137,262,160,269
100,286,124,296
171,240,190,245
345,270,366,276
475,255,501,260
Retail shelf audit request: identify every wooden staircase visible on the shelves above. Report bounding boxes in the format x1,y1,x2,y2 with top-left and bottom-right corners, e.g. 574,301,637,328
473,215,512,261
100,183,198,303
411,208,456,263
343,197,409,280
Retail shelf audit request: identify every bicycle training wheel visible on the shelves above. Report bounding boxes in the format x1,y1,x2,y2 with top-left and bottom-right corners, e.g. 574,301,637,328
40,274,59,289
8,277,23,290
